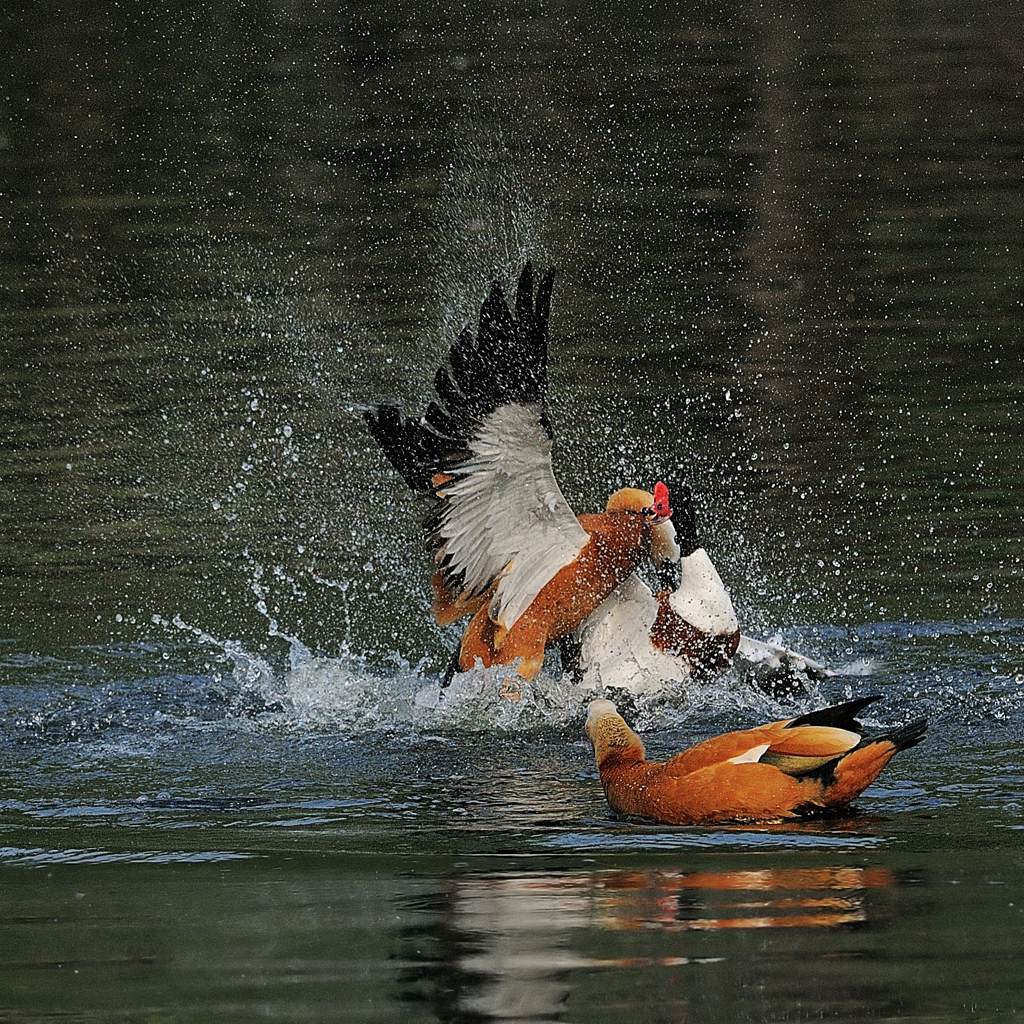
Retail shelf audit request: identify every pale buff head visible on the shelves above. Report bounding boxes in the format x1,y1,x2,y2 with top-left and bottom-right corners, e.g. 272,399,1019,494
585,699,646,766
605,481,672,525
604,487,655,514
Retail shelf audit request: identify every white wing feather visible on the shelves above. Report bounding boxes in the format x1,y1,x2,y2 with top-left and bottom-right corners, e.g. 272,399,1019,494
727,743,771,765
734,635,832,679
573,575,691,693
435,403,588,632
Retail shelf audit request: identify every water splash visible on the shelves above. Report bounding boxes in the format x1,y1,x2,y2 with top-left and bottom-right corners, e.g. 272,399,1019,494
147,605,841,738
430,125,544,343
150,613,276,696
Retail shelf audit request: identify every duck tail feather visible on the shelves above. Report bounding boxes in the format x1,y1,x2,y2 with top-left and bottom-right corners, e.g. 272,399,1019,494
786,694,882,732
857,717,929,754
802,715,928,789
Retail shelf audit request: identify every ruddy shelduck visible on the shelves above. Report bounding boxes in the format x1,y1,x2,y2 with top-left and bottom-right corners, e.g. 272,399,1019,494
365,264,679,680
568,482,741,691
567,480,830,694
586,695,926,824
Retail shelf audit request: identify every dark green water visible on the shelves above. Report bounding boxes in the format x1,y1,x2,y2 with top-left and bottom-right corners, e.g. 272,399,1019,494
1,3,1022,1021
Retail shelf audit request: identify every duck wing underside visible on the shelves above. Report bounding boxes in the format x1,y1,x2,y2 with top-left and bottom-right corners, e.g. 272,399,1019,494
733,635,833,682
365,263,588,632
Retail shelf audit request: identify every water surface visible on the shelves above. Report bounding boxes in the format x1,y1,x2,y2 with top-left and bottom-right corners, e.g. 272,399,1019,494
1,2,1022,1021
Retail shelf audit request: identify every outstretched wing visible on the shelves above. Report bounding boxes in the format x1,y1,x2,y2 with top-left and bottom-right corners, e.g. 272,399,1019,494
364,263,588,632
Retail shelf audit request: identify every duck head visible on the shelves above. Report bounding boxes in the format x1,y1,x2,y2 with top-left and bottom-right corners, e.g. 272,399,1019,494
585,699,646,767
605,480,673,525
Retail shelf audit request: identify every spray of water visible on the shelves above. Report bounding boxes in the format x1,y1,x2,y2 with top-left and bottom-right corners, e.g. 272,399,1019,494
133,124,904,739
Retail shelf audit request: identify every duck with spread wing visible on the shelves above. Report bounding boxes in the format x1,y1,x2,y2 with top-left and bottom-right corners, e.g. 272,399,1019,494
365,263,828,691
365,264,678,681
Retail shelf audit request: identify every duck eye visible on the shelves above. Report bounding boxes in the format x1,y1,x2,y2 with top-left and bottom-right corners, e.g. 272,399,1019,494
642,507,654,517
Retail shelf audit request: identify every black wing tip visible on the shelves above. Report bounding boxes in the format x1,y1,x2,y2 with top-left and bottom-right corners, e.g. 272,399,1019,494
362,403,393,441
787,694,883,732
515,262,534,320
484,279,507,308
364,260,558,517
528,264,555,331
362,402,442,493
878,717,929,753
434,259,557,431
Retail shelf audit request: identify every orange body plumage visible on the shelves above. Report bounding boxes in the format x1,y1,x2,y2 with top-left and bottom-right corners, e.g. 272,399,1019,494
586,695,926,825
457,506,656,678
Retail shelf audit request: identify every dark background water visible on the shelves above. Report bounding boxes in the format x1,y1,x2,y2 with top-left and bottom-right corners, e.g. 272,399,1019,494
1,3,1022,1022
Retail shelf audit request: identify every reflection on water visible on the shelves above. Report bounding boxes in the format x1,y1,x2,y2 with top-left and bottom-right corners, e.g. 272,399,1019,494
1,842,1021,1022
391,855,1014,1023
400,875,581,1022
596,866,894,931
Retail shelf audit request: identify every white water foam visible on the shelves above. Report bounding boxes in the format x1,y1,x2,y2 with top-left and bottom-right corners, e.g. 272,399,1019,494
152,608,844,737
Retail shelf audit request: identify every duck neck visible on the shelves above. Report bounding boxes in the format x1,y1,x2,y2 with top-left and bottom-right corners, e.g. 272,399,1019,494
590,712,646,769
668,548,738,634
583,512,650,576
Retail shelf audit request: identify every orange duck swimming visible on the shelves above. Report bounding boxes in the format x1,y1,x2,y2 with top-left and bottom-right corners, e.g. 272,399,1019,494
585,695,926,824
364,264,680,680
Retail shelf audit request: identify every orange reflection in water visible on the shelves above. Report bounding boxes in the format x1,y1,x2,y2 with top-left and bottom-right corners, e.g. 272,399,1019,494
397,866,896,1020
597,866,895,932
